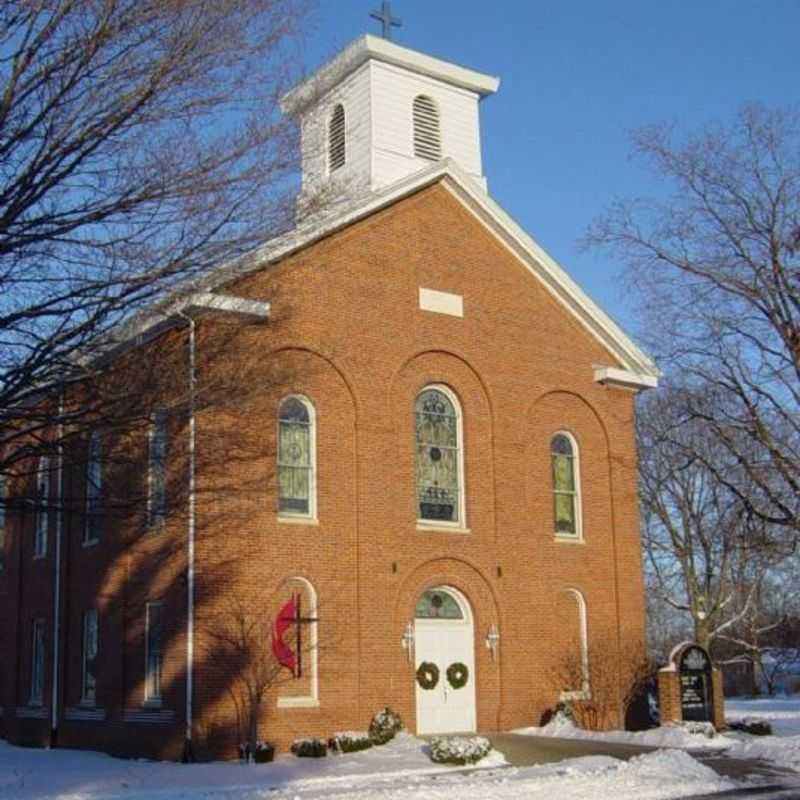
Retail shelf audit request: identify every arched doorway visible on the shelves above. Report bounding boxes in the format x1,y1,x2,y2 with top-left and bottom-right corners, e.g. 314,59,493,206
414,586,476,734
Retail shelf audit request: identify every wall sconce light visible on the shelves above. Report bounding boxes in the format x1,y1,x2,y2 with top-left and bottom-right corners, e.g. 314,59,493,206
485,623,500,660
401,622,415,663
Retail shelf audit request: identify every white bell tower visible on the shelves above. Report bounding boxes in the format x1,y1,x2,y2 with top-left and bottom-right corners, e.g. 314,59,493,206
281,35,499,214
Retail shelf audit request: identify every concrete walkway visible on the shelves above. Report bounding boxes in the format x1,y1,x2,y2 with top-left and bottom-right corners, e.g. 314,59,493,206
486,733,800,785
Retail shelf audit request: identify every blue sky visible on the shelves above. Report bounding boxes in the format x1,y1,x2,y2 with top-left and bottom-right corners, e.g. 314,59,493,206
301,1,799,338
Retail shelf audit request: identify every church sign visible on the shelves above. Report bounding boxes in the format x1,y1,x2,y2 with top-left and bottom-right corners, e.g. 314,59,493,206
678,645,713,723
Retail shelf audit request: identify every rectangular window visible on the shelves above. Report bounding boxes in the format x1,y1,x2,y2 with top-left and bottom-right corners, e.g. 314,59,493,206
84,433,103,545
81,609,98,706
144,602,163,704
30,619,45,706
33,457,49,558
0,476,6,573
147,413,167,529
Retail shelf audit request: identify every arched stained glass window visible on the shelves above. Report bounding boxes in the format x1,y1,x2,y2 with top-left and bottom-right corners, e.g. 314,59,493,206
84,431,103,545
552,432,581,538
278,396,315,517
415,386,462,525
415,589,464,619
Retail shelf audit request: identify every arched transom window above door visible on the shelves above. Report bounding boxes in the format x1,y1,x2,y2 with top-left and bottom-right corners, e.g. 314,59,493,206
415,589,464,620
415,386,464,527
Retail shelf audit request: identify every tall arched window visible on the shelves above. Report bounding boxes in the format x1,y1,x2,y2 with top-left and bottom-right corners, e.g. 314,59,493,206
415,386,464,525
276,576,319,707
278,396,316,518
551,432,582,539
412,95,441,161
34,456,49,559
328,103,346,172
560,588,589,698
84,431,103,545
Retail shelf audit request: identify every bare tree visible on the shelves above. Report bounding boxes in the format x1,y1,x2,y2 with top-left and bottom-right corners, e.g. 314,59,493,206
587,104,800,543
0,0,314,476
636,386,792,652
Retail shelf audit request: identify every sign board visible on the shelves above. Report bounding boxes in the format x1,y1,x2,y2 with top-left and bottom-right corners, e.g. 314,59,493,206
678,645,712,723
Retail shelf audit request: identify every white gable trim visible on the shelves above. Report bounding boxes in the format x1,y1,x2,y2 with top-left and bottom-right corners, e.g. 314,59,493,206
106,160,657,387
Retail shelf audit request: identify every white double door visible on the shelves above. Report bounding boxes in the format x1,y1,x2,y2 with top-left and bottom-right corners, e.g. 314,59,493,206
414,616,476,734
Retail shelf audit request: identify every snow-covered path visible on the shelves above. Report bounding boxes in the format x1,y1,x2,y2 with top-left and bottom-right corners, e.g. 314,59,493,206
0,735,735,800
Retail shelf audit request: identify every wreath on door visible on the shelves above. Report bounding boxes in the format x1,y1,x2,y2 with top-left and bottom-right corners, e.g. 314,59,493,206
416,661,440,690
446,662,469,689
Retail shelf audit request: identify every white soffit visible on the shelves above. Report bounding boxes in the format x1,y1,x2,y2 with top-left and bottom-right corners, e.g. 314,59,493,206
282,35,499,114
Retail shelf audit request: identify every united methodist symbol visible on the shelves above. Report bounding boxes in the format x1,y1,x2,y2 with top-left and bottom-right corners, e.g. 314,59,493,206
271,593,318,678
370,1,402,40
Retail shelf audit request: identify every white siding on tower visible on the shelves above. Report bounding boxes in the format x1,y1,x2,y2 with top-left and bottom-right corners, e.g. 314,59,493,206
369,61,485,191
297,62,373,209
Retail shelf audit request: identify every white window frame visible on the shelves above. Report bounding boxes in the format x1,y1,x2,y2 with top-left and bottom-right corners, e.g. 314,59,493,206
415,384,466,531
33,457,49,559
81,609,98,707
551,430,583,542
277,576,319,708
147,412,167,530
144,601,163,705
560,588,590,701
327,103,346,174
277,395,317,522
30,619,45,706
84,432,102,546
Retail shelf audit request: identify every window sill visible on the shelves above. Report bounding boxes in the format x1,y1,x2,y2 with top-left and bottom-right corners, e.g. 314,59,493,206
142,698,163,708
82,539,99,549
277,516,319,526
277,696,319,709
32,554,47,561
417,523,471,534
554,534,584,544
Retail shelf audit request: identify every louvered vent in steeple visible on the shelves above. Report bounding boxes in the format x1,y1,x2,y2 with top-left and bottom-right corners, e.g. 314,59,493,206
328,104,346,172
412,95,441,161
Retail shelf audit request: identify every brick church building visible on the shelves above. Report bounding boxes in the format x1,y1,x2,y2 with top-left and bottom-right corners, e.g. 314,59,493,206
0,34,658,760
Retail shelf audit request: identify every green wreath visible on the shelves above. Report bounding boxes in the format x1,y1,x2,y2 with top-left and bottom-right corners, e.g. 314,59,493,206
416,661,440,690
446,662,469,690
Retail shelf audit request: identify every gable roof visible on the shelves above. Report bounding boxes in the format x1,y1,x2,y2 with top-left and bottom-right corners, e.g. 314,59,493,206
118,159,658,389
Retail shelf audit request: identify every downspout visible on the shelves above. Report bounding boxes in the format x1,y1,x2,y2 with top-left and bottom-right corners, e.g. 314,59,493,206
182,314,197,763
51,388,65,744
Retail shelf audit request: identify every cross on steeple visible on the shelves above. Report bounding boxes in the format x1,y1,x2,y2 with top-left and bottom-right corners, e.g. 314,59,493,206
370,1,402,40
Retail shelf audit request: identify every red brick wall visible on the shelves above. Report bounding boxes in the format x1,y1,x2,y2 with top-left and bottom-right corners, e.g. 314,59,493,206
0,182,647,760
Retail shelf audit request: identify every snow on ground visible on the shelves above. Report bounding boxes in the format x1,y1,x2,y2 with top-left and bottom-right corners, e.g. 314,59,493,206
723,695,800,772
726,696,800,737
515,695,800,774
513,718,734,751
0,737,733,800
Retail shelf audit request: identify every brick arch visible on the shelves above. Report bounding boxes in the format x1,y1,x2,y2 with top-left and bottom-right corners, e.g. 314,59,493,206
388,349,497,541
392,557,502,732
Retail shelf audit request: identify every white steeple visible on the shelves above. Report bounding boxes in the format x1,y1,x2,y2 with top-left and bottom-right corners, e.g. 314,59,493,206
281,35,499,212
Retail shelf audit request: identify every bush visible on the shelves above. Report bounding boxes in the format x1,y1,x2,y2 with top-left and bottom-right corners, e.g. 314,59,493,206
254,741,274,763
368,707,402,746
429,735,492,766
291,738,328,758
329,731,373,753
669,720,717,738
728,717,772,736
